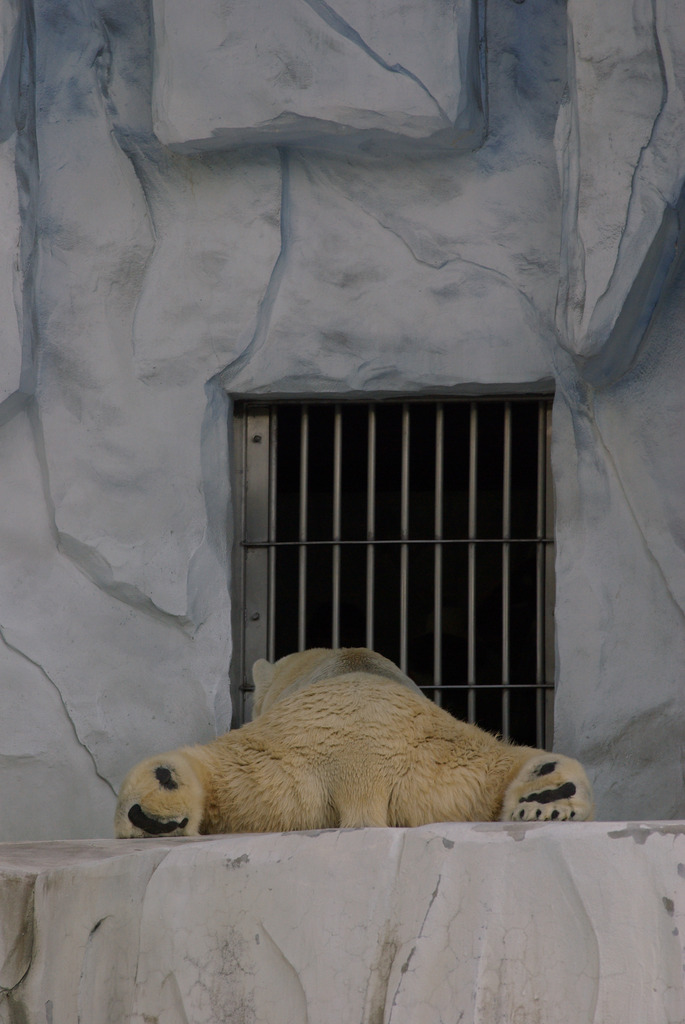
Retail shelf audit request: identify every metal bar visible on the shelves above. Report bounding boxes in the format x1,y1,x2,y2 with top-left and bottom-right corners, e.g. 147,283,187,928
239,407,272,724
232,408,248,720
243,537,554,549
420,683,554,691
267,408,278,663
298,406,309,652
467,402,477,724
433,404,444,706
332,404,342,648
544,402,556,748
535,400,546,747
366,405,376,649
501,401,512,739
400,404,410,673
261,395,543,409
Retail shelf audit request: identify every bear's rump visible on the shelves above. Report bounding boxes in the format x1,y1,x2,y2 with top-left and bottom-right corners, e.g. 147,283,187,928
244,674,518,826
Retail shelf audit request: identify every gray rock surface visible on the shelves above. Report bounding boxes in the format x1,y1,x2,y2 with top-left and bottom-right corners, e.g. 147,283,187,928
152,0,483,153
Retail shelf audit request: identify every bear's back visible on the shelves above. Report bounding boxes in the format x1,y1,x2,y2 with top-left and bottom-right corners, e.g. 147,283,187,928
252,646,422,717
235,674,519,825
244,672,504,769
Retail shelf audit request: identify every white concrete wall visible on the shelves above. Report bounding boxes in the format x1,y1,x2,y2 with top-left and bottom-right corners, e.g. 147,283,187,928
2,823,684,1023
0,0,684,839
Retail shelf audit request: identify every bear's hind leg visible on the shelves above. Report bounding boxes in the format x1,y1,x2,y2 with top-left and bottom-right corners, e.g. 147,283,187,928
500,753,595,822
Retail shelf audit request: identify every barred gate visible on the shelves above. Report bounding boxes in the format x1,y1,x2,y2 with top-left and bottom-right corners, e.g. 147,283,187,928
231,397,554,748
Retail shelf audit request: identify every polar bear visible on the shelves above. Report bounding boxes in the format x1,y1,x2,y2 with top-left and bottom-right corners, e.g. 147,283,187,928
115,647,594,838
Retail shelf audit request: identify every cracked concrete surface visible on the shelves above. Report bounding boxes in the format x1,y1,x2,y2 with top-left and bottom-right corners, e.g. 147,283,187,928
1,824,683,1023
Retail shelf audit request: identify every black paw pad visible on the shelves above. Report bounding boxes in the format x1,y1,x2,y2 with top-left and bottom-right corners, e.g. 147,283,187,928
155,766,178,790
128,804,188,835
520,781,576,804
533,761,557,777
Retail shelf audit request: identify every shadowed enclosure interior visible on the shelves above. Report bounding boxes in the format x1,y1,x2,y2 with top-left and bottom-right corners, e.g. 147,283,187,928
231,398,555,748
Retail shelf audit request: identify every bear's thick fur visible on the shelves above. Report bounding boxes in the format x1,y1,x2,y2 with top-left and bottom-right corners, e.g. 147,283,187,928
115,647,594,837
251,646,423,716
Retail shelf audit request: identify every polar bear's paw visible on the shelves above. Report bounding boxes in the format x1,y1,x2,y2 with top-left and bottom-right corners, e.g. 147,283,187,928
114,753,203,838
500,753,595,822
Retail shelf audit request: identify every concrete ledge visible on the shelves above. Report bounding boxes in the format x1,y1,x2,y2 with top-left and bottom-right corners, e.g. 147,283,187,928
1,822,684,1023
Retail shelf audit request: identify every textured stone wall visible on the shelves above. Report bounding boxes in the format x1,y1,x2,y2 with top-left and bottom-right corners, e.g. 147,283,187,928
552,0,685,820
0,0,684,840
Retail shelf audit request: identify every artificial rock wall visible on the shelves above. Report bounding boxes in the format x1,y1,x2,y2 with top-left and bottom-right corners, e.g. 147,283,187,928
2,823,685,1023
0,0,684,840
